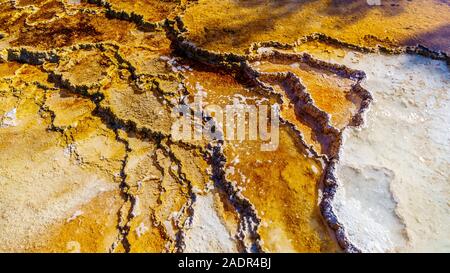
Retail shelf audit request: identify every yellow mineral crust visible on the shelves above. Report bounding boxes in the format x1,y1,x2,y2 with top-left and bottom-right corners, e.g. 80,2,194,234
52,48,116,87
182,64,338,252
31,190,124,253
10,11,139,49
45,89,96,128
223,126,338,252
182,0,450,54
182,66,279,115
0,67,125,252
100,69,175,136
120,135,186,253
1,0,447,254
26,0,66,25
118,45,172,75
100,0,184,23
252,60,359,129
0,62,23,78
169,143,210,192
246,51,363,155
15,0,49,8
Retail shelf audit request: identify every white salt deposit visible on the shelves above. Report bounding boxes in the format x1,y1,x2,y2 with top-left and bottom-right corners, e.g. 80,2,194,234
0,108,17,128
333,52,450,252
184,193,238,252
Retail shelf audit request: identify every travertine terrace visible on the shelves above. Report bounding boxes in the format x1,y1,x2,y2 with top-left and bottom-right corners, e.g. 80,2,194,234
0,0,448,253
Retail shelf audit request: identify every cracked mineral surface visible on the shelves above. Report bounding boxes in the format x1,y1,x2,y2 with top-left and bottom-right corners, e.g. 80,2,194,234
0,0,448,253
